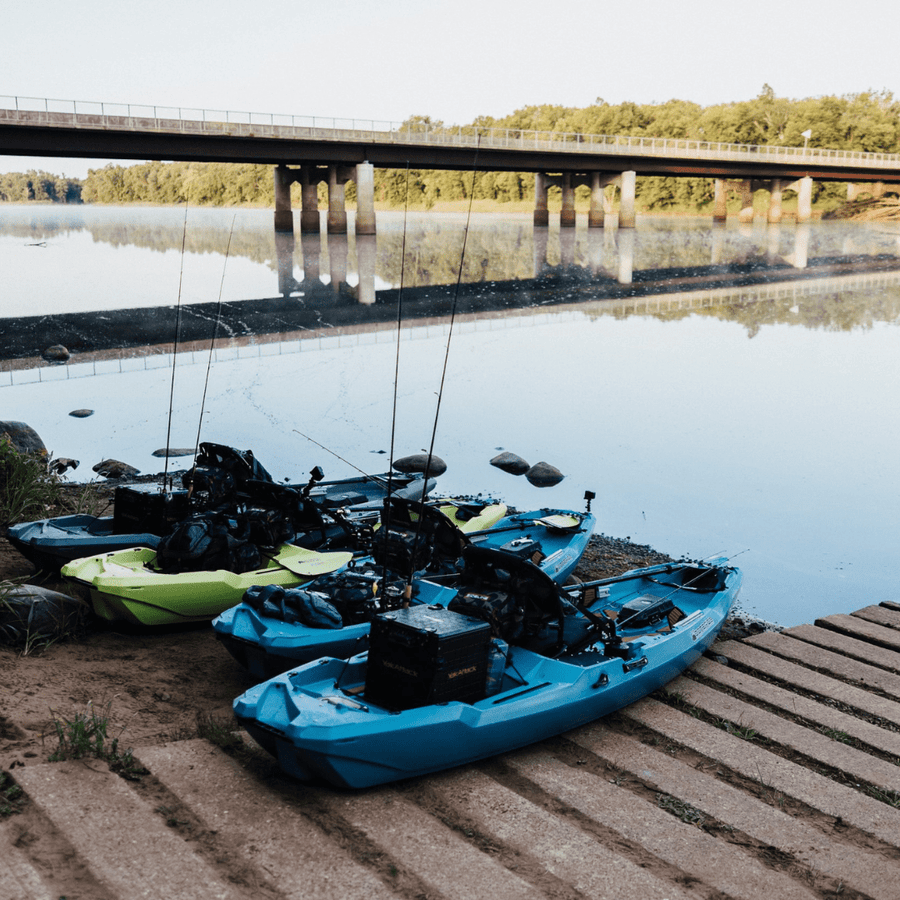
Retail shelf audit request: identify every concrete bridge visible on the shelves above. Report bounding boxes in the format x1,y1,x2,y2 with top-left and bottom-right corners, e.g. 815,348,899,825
3,94,900,234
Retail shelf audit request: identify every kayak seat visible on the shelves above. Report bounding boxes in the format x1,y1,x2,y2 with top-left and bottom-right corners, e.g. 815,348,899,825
559,614,599,651
374,497,471,575
449,547,568,654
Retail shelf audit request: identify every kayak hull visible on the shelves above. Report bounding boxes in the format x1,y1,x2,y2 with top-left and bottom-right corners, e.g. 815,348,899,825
61,544,353,626
234,559,741,788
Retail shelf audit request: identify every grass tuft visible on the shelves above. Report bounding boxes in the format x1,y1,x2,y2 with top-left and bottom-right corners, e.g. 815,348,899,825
46,700,147,781
0,436,112,528
0,439,65,527
195,711,245,752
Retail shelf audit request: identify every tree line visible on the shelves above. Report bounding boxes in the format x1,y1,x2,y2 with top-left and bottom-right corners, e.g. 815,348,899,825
2,87,898,211
0,170,82,203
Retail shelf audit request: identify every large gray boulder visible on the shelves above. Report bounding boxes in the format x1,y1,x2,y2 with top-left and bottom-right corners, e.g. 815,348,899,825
0,585,90,645
393,453,447,477
93,459,140,479
525,461,564,487
0,422,46,455
42,344,70,362
490,451,530,476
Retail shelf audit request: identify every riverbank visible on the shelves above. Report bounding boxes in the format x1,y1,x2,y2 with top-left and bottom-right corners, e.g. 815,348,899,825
0,477,770,779
5,489,900,899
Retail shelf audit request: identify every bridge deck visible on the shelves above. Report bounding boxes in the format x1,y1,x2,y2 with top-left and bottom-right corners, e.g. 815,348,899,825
3,99,900,180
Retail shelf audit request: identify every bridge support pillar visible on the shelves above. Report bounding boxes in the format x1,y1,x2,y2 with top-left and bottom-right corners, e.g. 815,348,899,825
327,166,348,234
355,162,376,235
588,173,607,227
618,170,636,229
848,181,886,201
713,179,728,222
300,167,322,233
795,176,813,223
768,179,784,223
560,174,576,227
533,173,549,226
274,165,294,232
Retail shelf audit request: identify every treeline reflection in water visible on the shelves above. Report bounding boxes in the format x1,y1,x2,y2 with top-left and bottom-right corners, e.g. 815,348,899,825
3,207,900,364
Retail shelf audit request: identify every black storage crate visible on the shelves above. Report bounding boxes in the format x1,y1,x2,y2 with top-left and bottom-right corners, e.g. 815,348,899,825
365,605,491,711
113,484,191,536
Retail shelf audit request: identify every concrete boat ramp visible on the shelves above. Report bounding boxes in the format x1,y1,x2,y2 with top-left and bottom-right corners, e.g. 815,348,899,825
4,601,900,900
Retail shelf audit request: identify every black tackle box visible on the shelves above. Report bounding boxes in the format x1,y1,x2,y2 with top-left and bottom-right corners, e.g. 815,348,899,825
113,484,191,536
365,605,491,711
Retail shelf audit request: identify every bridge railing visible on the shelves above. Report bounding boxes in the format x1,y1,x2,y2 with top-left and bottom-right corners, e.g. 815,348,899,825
3,94,900,169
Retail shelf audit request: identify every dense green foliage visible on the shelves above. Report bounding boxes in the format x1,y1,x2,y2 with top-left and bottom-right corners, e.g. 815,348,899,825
3,88,898,211
0,169,82,202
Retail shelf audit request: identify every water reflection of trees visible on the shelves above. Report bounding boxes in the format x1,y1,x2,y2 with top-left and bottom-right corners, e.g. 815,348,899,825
5,207,900,335
619,285,900,338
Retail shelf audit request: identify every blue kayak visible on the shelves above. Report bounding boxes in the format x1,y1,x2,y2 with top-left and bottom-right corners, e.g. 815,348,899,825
214,506,595,679
7,466,435,572
233,548,741,789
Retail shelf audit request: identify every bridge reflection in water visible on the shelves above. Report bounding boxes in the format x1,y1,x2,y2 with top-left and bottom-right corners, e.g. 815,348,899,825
3,221,900,378
278,219,826,302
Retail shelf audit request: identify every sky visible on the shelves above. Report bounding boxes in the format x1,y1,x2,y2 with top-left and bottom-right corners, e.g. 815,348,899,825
1,0,897,178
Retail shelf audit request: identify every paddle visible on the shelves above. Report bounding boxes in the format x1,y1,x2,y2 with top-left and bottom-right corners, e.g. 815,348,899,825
265,547,353,579
466,514,584,540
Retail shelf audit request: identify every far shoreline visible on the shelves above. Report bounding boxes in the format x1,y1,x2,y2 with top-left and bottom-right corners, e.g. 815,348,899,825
0,197,827,220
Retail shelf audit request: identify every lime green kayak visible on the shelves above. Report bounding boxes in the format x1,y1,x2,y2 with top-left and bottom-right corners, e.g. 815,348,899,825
62,544,353,627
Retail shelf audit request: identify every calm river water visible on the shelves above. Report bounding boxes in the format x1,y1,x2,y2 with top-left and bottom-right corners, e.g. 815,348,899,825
2,204,899,627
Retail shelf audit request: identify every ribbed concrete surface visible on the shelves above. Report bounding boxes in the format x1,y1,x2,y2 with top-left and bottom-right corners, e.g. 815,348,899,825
3,600,900,900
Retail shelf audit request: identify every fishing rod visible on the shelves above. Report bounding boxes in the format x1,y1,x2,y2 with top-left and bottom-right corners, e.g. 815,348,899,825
163,205,189,486
292,428,392,486
404,138,481,592
386,162,412,487
382,162,412,588
185,213,237,495
562,548,748,596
